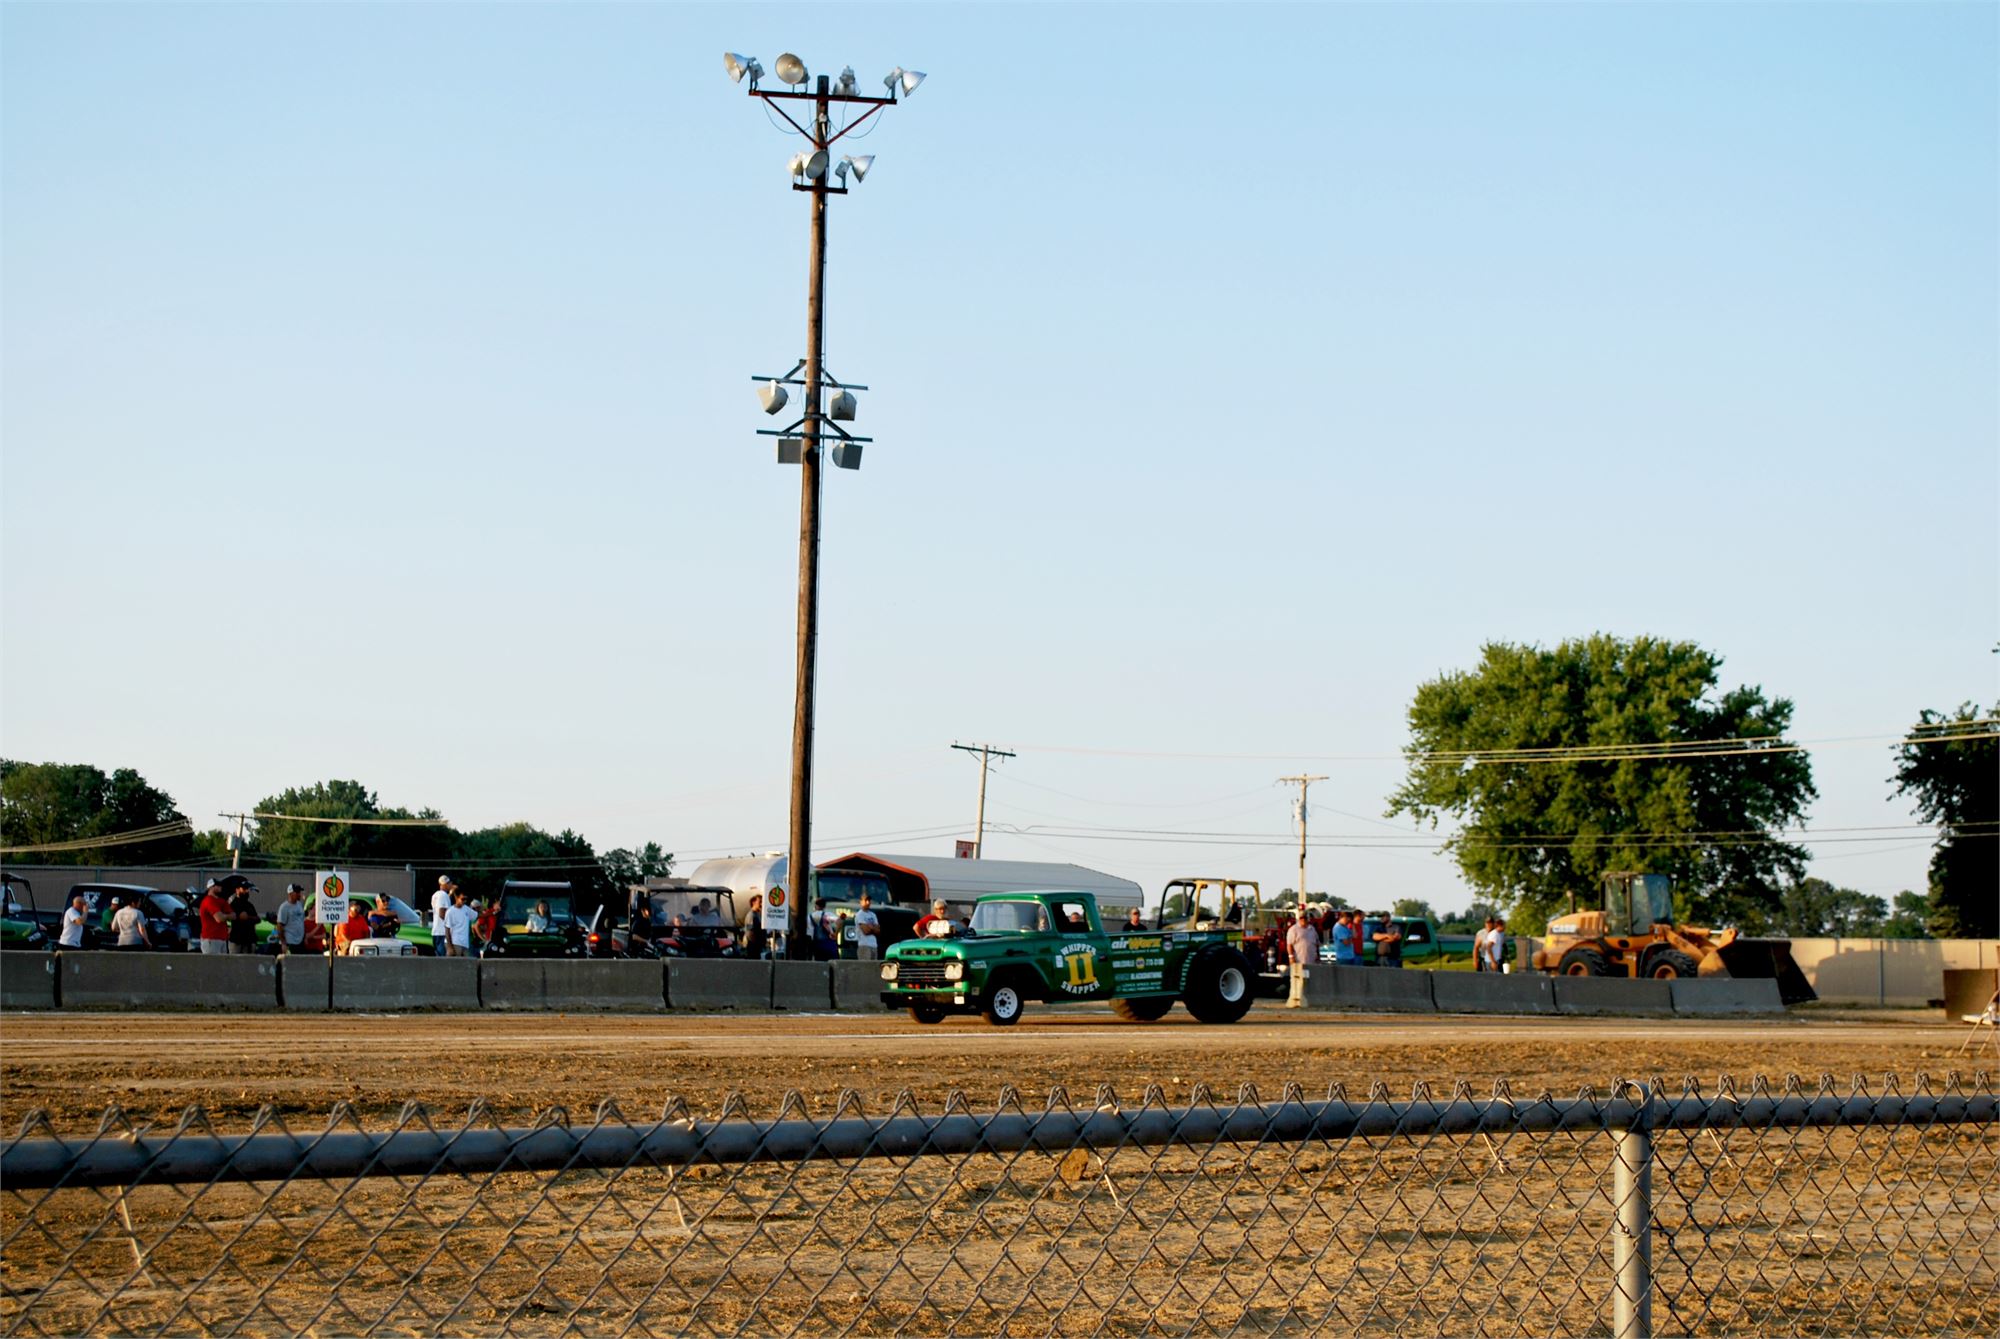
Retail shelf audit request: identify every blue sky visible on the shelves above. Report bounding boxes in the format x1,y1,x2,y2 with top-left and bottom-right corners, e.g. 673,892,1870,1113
3,2,1993,912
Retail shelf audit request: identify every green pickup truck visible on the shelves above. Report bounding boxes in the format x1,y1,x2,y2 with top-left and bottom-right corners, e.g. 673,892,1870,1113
879,890,1256,1026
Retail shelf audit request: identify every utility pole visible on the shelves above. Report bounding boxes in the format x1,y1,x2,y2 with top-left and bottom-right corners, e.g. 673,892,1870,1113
733,51,920,956
220,813,249,871
1277,775,1327,904
950,743,1016,857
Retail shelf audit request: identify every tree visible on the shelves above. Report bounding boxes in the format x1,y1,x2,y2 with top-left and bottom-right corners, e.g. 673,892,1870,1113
1880,890,1935,940
1438,899,1505,934
600,842,674,892
248,780,452,868
0,760,198,864
1391,898,1437,922
449,823,608,918
1387,636,1816,931
1890,702,1998,937
1773,878,1886,937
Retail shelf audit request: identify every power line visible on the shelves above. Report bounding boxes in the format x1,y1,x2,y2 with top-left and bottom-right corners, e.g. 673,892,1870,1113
0,820,194,856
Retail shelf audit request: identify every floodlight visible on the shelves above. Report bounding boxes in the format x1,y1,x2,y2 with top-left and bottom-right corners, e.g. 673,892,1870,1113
775,53,809,86
831,442,863,470
884,67,925,97
802,149,828,179
724,52,756,83
835,66,857,97
759,380,789,415
829,389,857,421
776,438,805,465
841,154,874,182
834,160,850,185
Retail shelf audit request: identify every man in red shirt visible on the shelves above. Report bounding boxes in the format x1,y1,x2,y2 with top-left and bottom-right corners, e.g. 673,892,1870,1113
335,904,373,954
197,880,232,955
912,898,952,938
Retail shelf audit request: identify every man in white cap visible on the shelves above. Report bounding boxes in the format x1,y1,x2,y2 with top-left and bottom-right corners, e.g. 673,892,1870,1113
430,876,456,956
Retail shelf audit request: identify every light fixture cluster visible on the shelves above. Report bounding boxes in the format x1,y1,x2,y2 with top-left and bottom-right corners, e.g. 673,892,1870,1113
723,51,924,101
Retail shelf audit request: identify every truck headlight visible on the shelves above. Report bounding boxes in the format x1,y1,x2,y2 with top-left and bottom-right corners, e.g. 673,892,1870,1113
880,962,898,982
944,962,965,981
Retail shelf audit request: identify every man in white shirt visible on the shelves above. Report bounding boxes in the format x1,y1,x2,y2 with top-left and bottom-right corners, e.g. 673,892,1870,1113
853,893,881,961
274,885,309,954
1484,917,1508,973
431,877,455,957
1472,921,1491,972
58,895,88,949
443,890,478,957
1285,913,1320,1008
111,897,152,949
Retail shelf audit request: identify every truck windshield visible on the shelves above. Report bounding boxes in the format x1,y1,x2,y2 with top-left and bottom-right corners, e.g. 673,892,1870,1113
971,901,1050,934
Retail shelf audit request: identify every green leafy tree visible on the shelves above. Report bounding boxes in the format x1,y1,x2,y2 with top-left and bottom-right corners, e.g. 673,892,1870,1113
0,760,198,864
1391,898,1437,922
600,842,674,892
1387,636,1816,931
449,823,607,917
249,780,452,868
1438,899,1505,934
1774,877,1886,937
1890,702,1998,937
1880,890,1935,939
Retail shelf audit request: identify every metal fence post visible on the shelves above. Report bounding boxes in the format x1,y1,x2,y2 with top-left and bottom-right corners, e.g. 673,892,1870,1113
1613,1086,1654,1339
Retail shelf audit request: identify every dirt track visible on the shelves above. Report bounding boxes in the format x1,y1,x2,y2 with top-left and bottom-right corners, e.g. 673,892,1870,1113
0,1006,1978,1129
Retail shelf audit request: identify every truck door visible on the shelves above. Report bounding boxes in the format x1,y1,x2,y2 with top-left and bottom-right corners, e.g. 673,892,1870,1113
1050,897,1111,999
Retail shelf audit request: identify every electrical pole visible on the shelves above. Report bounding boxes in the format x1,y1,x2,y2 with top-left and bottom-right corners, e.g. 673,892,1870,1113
1277,775,1327,904
221,813,249,871
734,52,918,957
950,743,1015,857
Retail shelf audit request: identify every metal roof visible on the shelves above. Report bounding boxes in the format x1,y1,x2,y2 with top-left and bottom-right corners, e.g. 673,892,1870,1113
818,852,1143,904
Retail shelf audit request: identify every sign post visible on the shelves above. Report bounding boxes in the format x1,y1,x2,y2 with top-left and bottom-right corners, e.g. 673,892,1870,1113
317,870,350,1009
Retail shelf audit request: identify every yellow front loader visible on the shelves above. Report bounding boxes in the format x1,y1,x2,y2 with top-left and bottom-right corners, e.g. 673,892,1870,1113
1531,872,1816,1004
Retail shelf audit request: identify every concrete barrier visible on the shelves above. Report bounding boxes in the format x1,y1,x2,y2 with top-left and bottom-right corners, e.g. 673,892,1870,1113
832,960,894,1011
3,954,58,1009
481,960,666,1011
1307,965,1436,1013
1552,975,1673,1016
281,956,329,1010
1432,970,1556,1015
1669,977,1783,1015
667,959,771,1010
62,951,280,1009
301,957,479,1011
771,961,832,1011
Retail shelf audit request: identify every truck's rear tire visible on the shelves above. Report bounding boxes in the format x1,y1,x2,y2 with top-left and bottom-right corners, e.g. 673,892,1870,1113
1558,946,1611,977
1109,996,1175,1022
908,1001,948,1024
1645,948,1699,980
1183,947,1254,1024
981,978,1026,1027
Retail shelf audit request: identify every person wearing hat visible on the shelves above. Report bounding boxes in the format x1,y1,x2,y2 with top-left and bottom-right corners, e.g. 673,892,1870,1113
197,879,232,955
274,884,308,954
226,882,261,955
430,877,456,957
916,903,956,943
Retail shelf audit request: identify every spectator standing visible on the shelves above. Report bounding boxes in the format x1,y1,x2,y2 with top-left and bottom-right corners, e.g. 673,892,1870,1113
741,894,770,959
629,894,655,945
1285,913,1320,1008
1472,920,1491,972
1373,916,1405,969
811,898,838,961
58,894,88,949
1331,910,1361,966
227,884,260,955
473,898,500,957
274,885,308,954
111,897,152,949
197,880,231,955
1124,907,1147,932
443,889,477,957
853,893,881,961
1484,918,1508,973
430,878,455,957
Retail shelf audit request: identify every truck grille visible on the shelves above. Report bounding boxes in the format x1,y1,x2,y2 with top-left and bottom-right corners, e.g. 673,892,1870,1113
895,963,954,988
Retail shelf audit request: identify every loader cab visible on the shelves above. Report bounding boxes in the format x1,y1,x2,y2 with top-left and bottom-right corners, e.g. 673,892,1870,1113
1604,872,1674,936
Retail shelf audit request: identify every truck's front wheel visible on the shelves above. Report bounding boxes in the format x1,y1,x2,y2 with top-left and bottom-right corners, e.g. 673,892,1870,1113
908,1000,948,1024
1183,947,1254,1024
981,979,1026,1027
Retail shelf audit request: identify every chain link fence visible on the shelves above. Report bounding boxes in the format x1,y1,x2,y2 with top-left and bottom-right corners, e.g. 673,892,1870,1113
3,1073,1994,1337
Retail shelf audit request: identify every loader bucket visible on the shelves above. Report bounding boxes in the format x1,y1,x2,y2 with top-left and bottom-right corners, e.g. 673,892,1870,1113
1709,937,1817,1005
